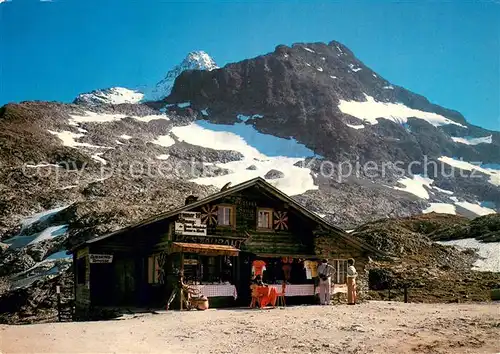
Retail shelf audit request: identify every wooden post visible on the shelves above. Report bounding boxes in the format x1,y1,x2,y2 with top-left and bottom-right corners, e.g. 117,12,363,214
180,252,184,311
56,285,61,322
235,255,240,288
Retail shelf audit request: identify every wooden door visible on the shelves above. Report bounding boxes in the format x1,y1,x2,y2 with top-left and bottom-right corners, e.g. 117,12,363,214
114,258,136,305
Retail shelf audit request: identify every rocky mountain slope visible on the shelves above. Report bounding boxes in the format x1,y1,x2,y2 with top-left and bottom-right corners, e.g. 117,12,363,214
356,213,500,303
0,41,498,323
74,87,144,106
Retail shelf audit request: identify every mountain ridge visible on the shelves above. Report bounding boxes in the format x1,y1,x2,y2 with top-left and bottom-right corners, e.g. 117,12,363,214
0,39,498,323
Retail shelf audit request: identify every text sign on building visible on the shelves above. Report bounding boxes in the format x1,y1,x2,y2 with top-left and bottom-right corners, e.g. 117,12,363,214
175,211,207,236
183,259,199,265
175,234,245,249
89,254,113,264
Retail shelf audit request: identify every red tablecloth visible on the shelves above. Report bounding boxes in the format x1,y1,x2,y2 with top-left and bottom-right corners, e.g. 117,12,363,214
256,286,278,308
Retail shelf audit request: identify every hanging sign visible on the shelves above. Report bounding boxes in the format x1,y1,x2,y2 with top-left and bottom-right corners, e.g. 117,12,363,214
89,254,113,264
175,211,207,236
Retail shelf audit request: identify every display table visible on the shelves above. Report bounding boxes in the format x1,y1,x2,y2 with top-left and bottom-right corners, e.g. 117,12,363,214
269,284,314,297
268,284,347,296
190,284,238,299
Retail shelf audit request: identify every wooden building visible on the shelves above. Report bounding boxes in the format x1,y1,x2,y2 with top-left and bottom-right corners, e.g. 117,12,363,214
71,177,382,315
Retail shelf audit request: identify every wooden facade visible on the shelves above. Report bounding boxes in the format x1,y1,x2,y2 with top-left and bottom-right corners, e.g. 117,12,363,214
71,177,382,316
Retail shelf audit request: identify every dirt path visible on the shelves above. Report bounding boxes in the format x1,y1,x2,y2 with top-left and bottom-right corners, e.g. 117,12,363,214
1,302,499,354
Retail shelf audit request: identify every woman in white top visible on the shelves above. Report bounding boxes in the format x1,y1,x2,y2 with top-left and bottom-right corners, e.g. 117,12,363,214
346,258,358,305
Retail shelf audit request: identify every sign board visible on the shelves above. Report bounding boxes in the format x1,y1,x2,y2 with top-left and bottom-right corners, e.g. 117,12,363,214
175,211,207,236
183,259,198,265
89,254,113,264
175,234,245,249
179,211,202,223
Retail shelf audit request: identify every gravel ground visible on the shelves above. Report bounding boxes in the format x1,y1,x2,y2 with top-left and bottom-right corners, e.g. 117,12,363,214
1,302,499,354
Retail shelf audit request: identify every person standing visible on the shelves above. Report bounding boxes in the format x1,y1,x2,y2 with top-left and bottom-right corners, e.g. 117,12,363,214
346,258,358,305
317,259,335,305
282,257,293,283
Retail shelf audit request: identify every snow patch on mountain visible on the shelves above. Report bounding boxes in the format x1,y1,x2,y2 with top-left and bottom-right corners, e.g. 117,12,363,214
424,203,456,215
438,156,490,174
145,51,218,101
436,239,500,273
438,156,500,186
455,201,496,216
432,186,454,195
69,111,170,125
345,123,365,130
10,251,72,290
338,94,467,128
169,121,317,196
48,130,110,149
152,134,176,148
393,175,433,199
348,63,362,72
4,225,68,249
193,120,317,158
19,206,68,232
451,135,492,145
75,87,144,105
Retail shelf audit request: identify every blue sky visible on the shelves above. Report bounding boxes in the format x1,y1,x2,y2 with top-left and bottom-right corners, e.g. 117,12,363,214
0,0,498,131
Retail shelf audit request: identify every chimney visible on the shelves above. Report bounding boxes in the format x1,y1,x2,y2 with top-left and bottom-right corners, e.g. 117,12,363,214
185,195,199,205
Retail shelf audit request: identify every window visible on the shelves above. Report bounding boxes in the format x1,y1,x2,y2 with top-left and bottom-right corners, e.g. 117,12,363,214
257,208,273,229
217,205,234,226
332,259,348,284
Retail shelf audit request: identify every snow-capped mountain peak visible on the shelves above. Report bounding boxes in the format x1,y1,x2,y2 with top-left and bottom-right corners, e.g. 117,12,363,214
183,51,218,71
145,51,218,102
74,87,144,105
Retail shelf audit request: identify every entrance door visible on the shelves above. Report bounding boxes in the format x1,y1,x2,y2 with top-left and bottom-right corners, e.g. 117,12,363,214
237,252,253,303
114,258,136,306
90,263,114,306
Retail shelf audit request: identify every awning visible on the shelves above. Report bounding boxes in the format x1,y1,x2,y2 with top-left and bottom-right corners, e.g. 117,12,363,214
169,242,240,257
